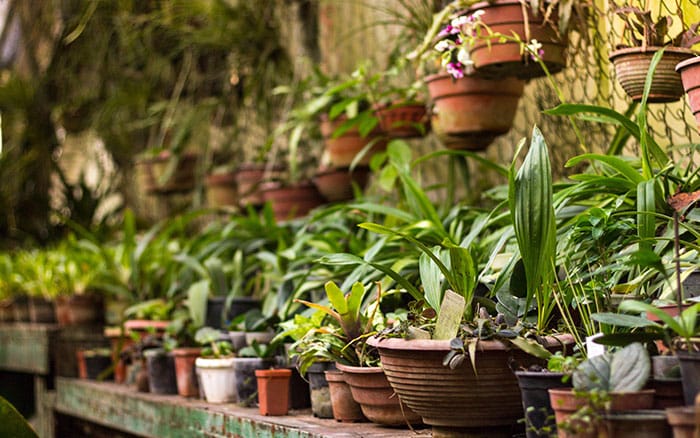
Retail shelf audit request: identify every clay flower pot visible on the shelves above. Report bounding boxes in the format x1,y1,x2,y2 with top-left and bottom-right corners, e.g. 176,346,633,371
171,347,201,397
335,363,422,426
261,181,325,222
425,73,524,151
600,410,672,438
205,172,238,208
320,115,387,167
234,163,284,209
324,370,366,422
55,293,104,326
676,56,700,132
374,102,430,139
137,151,198,195
610,47,694,103
255,368,292,416
665,405,698,438
467,0,568,79
312,166,371,202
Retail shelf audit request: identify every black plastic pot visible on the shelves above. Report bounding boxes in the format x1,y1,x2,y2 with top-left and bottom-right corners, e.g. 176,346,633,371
144,349,178,395
677,351,700,405
288,366,311,409
84,353,113,381
306,362,335,419
205,297,261,330
232,357,273,406
515,371,571,438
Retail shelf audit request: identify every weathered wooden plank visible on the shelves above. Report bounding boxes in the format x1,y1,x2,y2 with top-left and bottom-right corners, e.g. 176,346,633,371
0,323,58,374
55,378,428,438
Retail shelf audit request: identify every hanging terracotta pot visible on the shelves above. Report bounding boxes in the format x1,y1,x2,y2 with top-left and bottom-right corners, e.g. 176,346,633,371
233,163,284,209
320,115,387,167
425,72,524,151
137,151,198,195
261,181,325,222
468,0,568,79
374,101,430,139
676,56,700,132
312,166,371,202
205,171,238,208
255,368,292,416
610,47,694,103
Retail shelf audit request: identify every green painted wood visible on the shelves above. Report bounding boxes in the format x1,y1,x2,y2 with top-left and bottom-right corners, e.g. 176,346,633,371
0,324,58,374
54,378,422,438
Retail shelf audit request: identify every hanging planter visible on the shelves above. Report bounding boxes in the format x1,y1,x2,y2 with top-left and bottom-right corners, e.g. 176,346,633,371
676,56,700,132
425,72,524,151
312,166,371,202
467,0,568,79
261,181,325,222
205,171,238,208
610,47,694,103
137,151,198,195
374,101,430,139
320,115,387,167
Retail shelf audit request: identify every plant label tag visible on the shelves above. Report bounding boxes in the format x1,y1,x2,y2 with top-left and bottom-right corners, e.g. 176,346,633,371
407,327,431,340
586,332,605,357
433,290,466,340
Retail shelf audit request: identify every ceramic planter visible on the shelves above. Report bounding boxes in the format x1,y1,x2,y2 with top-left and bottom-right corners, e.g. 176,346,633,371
676,56,700,132
171,347,201,397
374,102,429,139
515,371,572,438
548,388,655,438
610,47,694,103
665,405,698,438
307,362,335,419
195,356,237,403
312,166,371,202
55,294,104,326
244,330,275,346
28,297,56,323
335,363,422,426
425,73,524,151
144,348,178,395
324,370,366,422
677,351,700,405
255,368,292,416
367,335,569,436
320,115,387,167
232,357,274,406
467,0,568,79
261,182,325,222
228,331,247,352
205,172,238,208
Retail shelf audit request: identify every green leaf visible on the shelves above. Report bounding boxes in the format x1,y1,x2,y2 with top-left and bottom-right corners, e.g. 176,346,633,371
609,343,650,391
186,279,209,328
0,395,38,438
565,154,645,185
591,312,661,328
637,180,656,251
618,300,686,337
508,337,552,360
324,281,348,314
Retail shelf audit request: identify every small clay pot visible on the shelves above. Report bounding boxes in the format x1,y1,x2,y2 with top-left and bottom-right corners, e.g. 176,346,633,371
325,370,366,422
171,347,201,397
255,368,292,416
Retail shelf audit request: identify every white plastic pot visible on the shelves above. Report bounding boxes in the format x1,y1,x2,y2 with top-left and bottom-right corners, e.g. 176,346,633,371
195,357,237,403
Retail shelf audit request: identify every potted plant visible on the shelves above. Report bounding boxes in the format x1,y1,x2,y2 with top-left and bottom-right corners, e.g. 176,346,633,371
254,367,292,416
610,6,700,103
194,326,236,403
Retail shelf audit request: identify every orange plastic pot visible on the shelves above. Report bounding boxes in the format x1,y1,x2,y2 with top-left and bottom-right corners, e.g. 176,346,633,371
172,347,201,397
255,368,292,416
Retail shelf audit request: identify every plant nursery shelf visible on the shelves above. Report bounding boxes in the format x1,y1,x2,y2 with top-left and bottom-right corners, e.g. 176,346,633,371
0,323,58,374
54,378,428,438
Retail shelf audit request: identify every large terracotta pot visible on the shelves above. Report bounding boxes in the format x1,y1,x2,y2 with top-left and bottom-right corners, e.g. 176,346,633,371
676,56,700,132
312,166,371,202
374,101,430,139
171,347,201,397
548,388,655,438
425,73,524,151
468,0,568,79
261,181,324,222
367,335,566,436
610,47,694,103
324,370,366,422
320,115,387,167
335,363,422,426
600,410,672,438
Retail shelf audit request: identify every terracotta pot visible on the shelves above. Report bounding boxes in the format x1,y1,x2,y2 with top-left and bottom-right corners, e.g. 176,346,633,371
307,362,335,419
366,335,570,436
677,351,700,405
425,73,524,150
516,371,572,438
325,370,367,422
55,294,104,326
320,115,387,167
548,388,655,438
205,172,238,208
312,166,371,202
123,319,171,336
334,363,422,426
138,151,198,195
650,378,685,409
666,405,698,438
234,164,267,208
374,102,430,139
600,410,672,438
28,297,56,323
0,299,14,322
261,182,324,222
468,0,568,79
676,56,700,132
610,47,694,103
255,368,292,416
171,347,201,397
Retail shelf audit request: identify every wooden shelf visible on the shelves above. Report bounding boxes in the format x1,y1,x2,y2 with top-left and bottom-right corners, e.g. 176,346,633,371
0,323,58,374
55,378,428,438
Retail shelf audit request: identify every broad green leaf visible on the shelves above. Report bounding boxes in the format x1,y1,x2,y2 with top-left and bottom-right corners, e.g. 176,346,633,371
618,300,685,336
565,154,645,185
325,281,348,314
186,279,209,328
508,337,552,360
591,312,661,328
609,343,650,391
637,180,656,251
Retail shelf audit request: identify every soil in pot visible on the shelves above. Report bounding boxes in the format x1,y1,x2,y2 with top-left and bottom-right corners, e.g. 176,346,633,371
28,297,56,323
307,362,335,419
196,356,237,403
232,357,273,407
143,348,178,395
515,371,572,438
325,370,367,423
335,363,422,426
677,351,700,405
171,347,201,397
255,368,292,416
